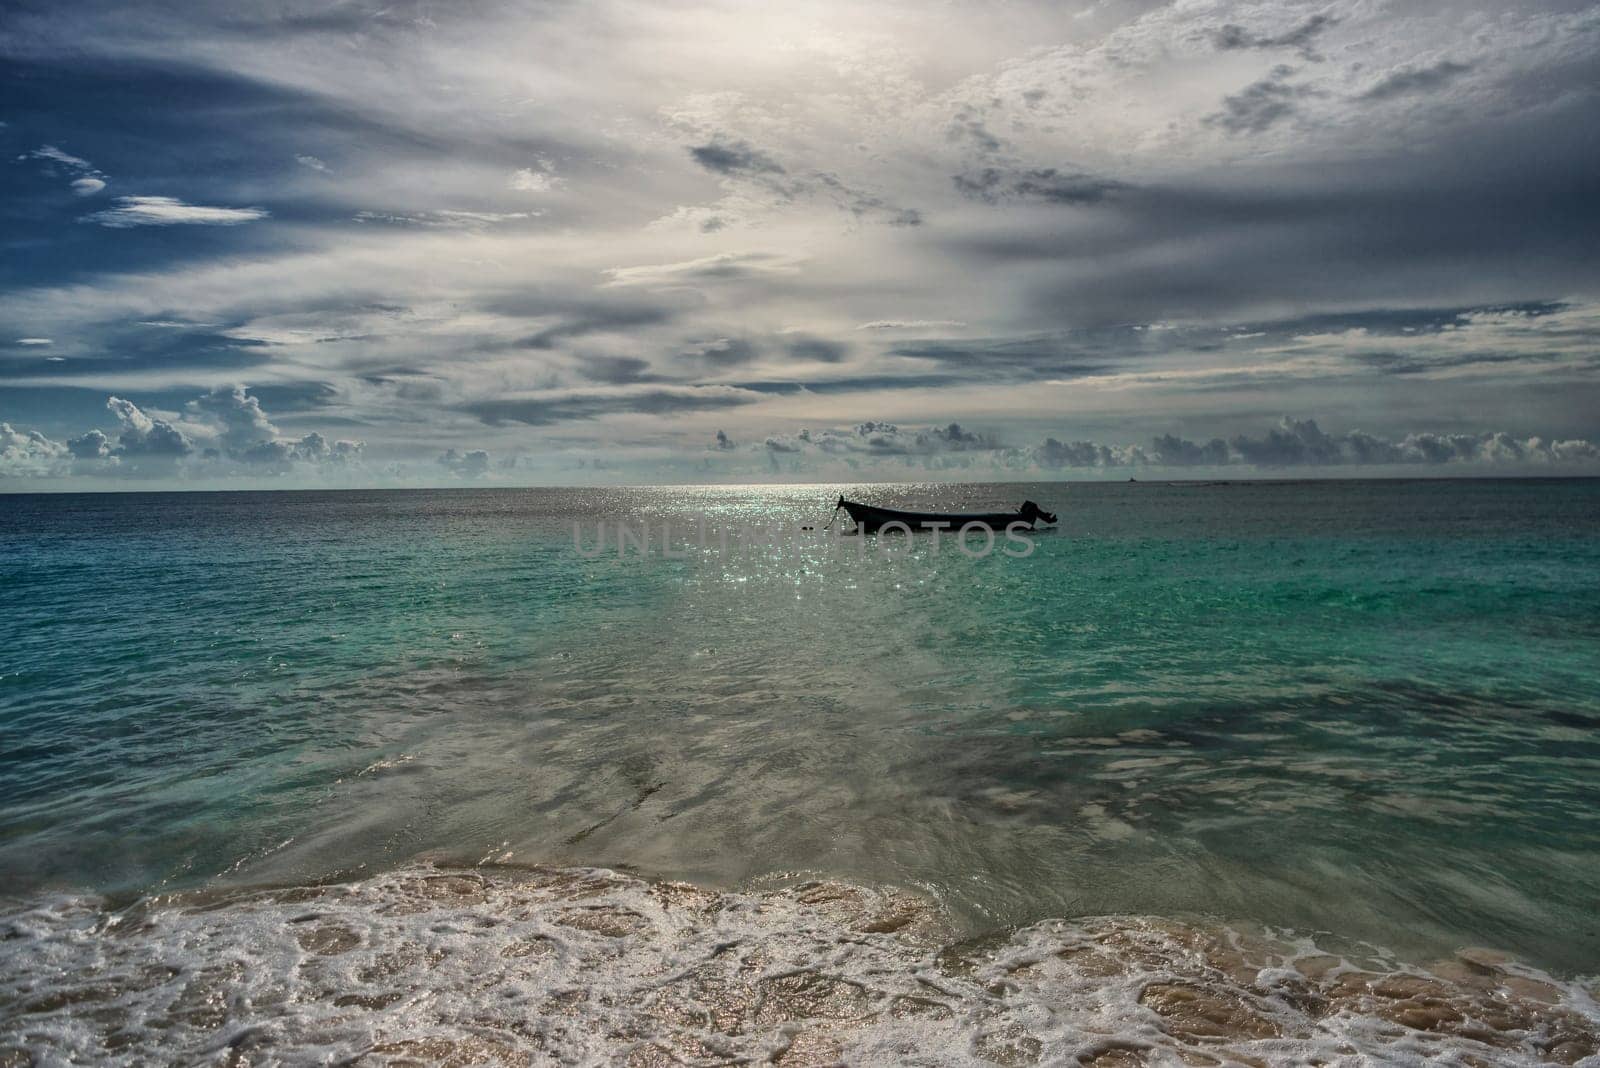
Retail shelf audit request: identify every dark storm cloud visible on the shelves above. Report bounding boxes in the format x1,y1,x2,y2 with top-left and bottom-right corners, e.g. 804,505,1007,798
461,386,760,426
1359,60,1474,102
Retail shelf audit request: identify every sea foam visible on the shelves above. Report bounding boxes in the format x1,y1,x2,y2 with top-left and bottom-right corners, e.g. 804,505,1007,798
2,863,1597,1066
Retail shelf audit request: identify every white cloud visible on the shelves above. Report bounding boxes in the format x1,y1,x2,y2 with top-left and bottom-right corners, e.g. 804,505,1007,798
509,164,560,192
295,154,329,172
25,145,95,171
604,252,800,287
83,196,269,228
15,338,53,345
71,177,107,197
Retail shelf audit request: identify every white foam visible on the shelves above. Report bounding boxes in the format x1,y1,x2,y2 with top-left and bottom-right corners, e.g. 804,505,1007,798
2,864,1596,1065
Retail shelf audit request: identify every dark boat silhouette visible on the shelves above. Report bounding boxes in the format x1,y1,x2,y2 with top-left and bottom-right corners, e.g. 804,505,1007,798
833,496,1057,533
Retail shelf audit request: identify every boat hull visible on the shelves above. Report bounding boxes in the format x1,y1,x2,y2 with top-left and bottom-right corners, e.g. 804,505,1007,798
838,499,1046,533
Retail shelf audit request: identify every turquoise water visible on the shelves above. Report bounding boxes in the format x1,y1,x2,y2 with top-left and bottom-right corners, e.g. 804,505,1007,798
2,479,1598,974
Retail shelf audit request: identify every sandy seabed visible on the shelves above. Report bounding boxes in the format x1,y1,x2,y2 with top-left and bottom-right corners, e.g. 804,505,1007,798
2,862,1598,1066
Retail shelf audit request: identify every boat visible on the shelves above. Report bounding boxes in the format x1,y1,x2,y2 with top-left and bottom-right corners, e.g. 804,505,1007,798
832,496,1057,533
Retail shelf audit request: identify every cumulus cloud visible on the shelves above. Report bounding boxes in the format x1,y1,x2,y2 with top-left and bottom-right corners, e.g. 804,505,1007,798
106,396,193,459
83,196,269,228
439,448,490,477
191,384,279,453
0,421,69,476
710,416,1600,476
0,388,363,481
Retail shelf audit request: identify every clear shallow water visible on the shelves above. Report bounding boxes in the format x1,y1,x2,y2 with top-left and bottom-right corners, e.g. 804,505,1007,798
1,479,1598,981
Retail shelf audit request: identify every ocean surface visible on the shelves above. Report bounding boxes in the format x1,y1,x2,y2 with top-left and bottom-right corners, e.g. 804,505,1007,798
2,479,1599,1064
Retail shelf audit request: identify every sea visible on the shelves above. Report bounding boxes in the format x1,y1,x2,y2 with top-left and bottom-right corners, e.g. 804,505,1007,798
1,479,1598,1065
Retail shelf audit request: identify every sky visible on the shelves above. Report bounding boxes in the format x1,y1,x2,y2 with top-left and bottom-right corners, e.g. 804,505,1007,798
2,0,1598,488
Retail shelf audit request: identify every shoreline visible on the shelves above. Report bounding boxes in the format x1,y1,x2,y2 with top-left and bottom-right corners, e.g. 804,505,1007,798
4,861,1597,1066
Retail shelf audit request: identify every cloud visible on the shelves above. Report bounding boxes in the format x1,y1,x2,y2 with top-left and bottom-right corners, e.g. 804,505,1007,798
190,384,280,453
106,396,193,459
353,209,537,229
688,336,761,367
1359,60,1474,102
577,355,662,385
15,338,53,346
1029,418,1600,470
25,145,96,172
439,448,490,477
689,138,785,177
1205,66,1318,135
66,428,112,460
509,163,560,192
785,336,849,363
23,143,110,196
856,320,967,331
707,416,1600,476
518,304,675,349
604,252,797,287
0,388,365,480
3,0,1599,484
1211,15,1338,60
684,134,918,224
462,385,761,426
953,167,1127,205
0,421,69,476
83,196,269,228
713,429,733,450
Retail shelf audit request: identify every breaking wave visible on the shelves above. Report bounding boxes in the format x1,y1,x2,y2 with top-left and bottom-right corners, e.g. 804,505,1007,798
3,863,1597,1066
